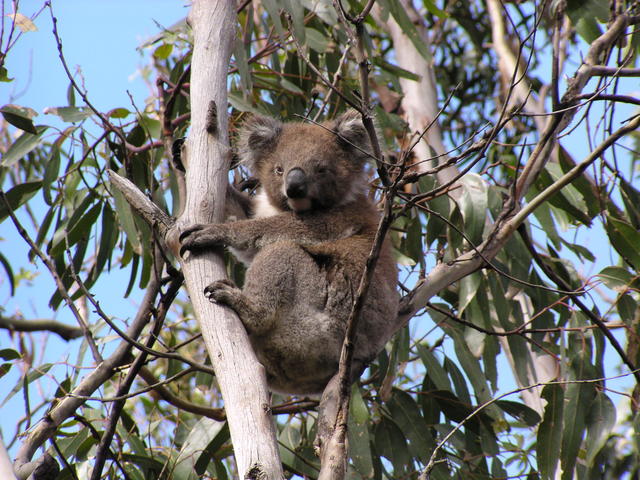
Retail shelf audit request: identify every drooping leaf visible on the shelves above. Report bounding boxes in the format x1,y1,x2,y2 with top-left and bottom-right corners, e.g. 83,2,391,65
173,417,226,479
387,389,433,463
561,354,597,480
0,181,43,222
348,386,374,478
537,383,564,480
1,126,48,166
585,391,616,465
374,417,411,474
112,185,142,255
496,400,541,427
605,214,640,270
1,104,38,134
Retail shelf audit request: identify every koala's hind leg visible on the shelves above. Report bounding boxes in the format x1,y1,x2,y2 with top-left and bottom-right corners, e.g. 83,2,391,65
204,279,272,334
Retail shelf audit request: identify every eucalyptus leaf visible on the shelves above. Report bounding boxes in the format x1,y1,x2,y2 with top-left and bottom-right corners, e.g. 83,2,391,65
1,126,48,166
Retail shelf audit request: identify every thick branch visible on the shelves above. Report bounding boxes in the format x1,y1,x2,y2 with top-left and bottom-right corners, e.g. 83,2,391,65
175,2,284,478
0,316,83,341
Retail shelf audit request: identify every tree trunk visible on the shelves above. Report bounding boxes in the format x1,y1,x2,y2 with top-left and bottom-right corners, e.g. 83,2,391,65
179,2,283,477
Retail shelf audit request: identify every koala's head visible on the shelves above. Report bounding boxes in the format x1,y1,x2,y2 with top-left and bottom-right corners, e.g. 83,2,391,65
237,110,372,214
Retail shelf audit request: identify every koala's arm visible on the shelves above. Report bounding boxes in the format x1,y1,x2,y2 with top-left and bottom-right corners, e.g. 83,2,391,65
224,183,254,221
180,209,366,256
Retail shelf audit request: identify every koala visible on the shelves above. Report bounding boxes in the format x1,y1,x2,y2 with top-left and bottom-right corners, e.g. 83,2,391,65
179,110,399,397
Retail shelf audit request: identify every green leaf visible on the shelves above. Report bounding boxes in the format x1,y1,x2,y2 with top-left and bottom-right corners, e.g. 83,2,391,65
49,196,100,256
282,0,305,45
0,349,20,361
619,177,640,229
43,146,61,205
537,384,564,480
605,215,640,270
138,115,162,139
173,417,226,479
348,386,373,478
374,417,411,473
108,108,131,119
417,343,451,391
422,0,447,19
496,400,541,427
459,173,488,245
597,266,633,292
567,0,608,40
44,106,93,123
372,57,421,81
458,271,481,315
304,27,328,53
0,181,43,222
262,0,285,39
585,391,616,464
541,163,592,226
1,126,48,166
0,66,13,82
1,363,53,407
0,252,15,296
112,183,142,255
387,389,433,463
94,203,118,278
561,355,597,480
153,43,173,59
1,104,38,134
617,293,637,325
233,34,252,94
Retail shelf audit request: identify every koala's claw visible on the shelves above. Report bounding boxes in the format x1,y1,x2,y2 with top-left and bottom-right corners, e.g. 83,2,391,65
178,224,206,257
204,279,240,304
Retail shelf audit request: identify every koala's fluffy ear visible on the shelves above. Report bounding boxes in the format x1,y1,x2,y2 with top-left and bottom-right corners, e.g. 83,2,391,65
333,110,372,161
238,115,283,167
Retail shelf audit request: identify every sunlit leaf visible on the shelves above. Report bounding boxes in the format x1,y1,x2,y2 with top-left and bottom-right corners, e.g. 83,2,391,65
153,43,173,59
108,108,131,119
44,106,93,123
8,12,38,32
173,417,226,479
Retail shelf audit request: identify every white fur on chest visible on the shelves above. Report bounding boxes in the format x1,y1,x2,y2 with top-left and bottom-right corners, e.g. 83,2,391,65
252,189,282,219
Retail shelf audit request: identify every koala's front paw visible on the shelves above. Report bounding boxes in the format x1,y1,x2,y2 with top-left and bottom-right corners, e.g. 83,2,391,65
204,279,241,305
179,224,224,257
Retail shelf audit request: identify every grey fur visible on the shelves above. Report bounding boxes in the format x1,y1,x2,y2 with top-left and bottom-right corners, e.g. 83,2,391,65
180,111,399,395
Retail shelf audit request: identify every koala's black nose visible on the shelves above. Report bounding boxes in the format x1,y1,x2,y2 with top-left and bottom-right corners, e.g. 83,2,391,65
286,168,308,198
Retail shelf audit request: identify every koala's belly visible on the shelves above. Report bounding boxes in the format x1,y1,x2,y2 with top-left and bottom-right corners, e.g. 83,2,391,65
249,320,342,394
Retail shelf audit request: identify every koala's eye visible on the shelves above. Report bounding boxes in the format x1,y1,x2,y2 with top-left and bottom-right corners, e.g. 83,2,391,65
317,167,330,175
274,166,284,176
